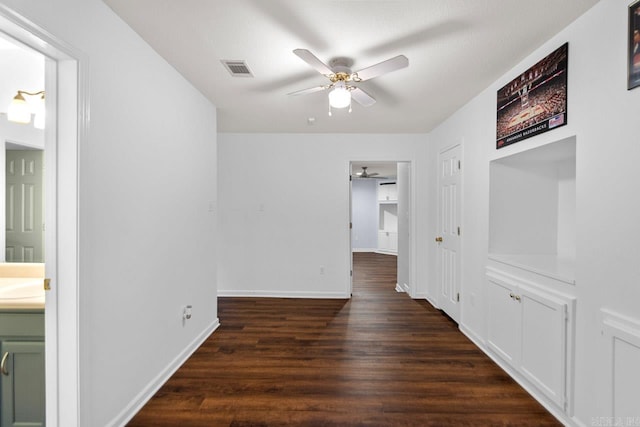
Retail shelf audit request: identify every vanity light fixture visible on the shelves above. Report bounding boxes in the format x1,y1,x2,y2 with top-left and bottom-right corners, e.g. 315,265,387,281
7,90,45,129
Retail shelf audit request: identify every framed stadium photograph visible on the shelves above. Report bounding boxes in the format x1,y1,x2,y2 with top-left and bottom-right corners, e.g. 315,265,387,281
496,43,568,149
629,0,640,90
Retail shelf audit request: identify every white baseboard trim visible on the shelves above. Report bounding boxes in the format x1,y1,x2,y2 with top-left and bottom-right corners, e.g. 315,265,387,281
374,250,397,256
352,248,377,253
462,325,576,427
109,318,220,427
424,294,439,309
395,283,405,293
459,323,485,348
217,289,350,299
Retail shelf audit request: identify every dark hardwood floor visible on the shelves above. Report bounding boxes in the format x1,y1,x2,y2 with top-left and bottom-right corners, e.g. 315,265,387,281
128,252,560,426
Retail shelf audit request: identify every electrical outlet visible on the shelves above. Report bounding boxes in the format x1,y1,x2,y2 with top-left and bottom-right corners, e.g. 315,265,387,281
183,305,192,320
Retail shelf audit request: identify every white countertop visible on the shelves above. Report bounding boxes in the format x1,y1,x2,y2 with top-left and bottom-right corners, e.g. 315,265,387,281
0,277,45,310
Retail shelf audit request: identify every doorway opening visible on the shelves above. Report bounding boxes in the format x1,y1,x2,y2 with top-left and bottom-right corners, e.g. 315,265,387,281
0,6,82,426
349,160,413,297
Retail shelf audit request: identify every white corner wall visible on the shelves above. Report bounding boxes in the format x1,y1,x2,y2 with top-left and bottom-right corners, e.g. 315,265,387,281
0,1,218,425
217,133,427,298
428,0,640,424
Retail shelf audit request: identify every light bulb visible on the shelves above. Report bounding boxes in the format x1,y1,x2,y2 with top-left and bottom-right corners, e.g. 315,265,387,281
7,92,31,124
328,82,351,109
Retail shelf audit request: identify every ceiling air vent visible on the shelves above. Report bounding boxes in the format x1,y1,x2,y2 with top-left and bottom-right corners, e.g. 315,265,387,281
221,60,253,77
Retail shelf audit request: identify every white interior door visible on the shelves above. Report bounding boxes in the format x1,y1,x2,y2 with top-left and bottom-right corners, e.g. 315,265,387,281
436,144,462,322
6,149,44,262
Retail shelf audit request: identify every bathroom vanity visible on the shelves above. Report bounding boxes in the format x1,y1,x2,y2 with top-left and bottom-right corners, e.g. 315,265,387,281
0,264,45,427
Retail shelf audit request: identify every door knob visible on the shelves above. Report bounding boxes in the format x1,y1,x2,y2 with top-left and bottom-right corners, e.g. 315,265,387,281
435,236,443,242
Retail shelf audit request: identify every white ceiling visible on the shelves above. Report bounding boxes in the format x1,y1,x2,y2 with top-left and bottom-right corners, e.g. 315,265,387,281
102,0,598,134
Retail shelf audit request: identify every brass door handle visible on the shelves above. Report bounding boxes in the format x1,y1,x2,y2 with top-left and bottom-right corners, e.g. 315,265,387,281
435,237,443,242
1,352,9,376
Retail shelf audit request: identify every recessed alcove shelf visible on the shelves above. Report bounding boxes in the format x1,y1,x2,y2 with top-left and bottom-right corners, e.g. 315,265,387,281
489,136,576,284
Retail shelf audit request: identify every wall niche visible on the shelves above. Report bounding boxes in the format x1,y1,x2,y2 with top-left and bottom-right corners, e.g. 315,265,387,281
489,136,576,284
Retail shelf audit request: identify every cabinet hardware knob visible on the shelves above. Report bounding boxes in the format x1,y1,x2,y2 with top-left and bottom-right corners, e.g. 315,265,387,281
1,352,9,376
435,237,443,242
509,292,515,299
514,295,521,302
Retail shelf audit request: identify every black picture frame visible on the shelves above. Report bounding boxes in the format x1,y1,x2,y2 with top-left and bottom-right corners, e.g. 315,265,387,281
496,43,568,149
629,0,640,89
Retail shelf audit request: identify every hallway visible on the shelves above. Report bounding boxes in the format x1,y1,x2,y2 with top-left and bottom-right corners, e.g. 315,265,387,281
128,252,559,426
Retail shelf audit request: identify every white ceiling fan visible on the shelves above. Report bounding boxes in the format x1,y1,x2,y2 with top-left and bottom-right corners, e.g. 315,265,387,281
353,166,385,179
288,49,409,114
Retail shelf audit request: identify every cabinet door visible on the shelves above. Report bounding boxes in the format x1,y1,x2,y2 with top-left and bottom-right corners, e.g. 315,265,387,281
388,232,398,253
486,276,520,366
378,231,389,251
1,341,45,427
378,183,397,201
378,184,388,201
519,286,567,408
386,183,398,201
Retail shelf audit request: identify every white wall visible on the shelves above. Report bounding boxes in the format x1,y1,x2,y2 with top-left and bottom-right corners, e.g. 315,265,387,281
428,0,639,424
0,46,44,115
351,178,378,251
218,133,426,298
0,1,218,425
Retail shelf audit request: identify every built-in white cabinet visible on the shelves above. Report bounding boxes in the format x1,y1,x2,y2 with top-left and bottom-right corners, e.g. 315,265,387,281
485,137,578,416
377,230,398,253
486,268,573,410
377,182,397,255
489,136,576,284
377,181,398,202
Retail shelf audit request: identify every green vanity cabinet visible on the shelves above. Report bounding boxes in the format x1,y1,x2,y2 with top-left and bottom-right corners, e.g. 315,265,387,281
0,311,45,427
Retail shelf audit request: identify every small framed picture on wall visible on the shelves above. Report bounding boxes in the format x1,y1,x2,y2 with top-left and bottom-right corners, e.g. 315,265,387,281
629,0,640,89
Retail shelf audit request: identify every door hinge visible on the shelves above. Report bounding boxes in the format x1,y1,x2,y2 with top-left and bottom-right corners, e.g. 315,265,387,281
457,226,460,236
349,175,352,181
350,222,353,229
456,292,460,302
458,160,461,170
350,270,353,277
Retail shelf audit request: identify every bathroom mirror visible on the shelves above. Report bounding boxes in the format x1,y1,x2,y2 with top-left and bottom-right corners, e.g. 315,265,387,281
1,34,46,263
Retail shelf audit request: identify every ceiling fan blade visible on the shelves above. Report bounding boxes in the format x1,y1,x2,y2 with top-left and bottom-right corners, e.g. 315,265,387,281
350,87,376,107
293,49,334,76
353,55,409,81
287,85,329,96
368,172,380,177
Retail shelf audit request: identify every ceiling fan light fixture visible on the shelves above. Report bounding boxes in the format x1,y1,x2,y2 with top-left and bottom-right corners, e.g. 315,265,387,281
328,82,351,109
